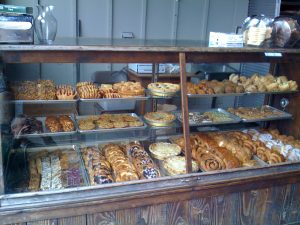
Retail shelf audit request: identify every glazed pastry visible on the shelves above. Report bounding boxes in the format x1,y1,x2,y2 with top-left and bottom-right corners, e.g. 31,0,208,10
58,115,74,132
56,85,77,100
77,83,100,99
126,142,160,179
36,80,56,100
113,81,145,97
81,146,113,185
45,116,62,132
103,143,139,182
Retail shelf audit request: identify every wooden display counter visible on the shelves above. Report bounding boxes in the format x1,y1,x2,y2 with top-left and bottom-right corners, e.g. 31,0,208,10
0,39,300,225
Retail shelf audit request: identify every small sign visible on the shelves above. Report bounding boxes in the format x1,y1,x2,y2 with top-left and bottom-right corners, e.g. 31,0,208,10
264,52,282,57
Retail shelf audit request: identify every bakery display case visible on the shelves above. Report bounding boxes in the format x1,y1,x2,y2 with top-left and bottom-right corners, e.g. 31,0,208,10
1,39,300,224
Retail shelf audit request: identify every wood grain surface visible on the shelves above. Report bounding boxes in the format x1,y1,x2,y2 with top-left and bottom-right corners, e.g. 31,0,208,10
4,183,300,225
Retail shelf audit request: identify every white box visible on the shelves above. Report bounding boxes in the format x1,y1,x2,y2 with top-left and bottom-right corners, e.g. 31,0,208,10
128,64,166,74
209,32,243,48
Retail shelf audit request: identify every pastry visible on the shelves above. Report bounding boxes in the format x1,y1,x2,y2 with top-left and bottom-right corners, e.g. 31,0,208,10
56,85,77,100
126,142,160,179
149,142,181,160
11,115,43,136
113,81,145,97
77,83,100,99
227,106,285,120
103,143,139,182
36,80,56,100
45,116,62,132
81,146,113,185
58,115,74,132
144,112,176,126
148,82,180,96
163,156,199,175
78,119,96,130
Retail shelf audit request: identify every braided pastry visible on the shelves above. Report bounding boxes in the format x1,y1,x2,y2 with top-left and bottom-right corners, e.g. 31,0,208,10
77,84,100,99
56,85,77,100
103,92,121,98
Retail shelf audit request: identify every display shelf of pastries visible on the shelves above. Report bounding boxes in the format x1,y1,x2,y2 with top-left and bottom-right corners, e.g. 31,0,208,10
169,132,269,172
229,73,298,94
10,80,78,104
244,129,300,163
77,81,148,102
11,115,77,138
186,73,298,98
227,106,292,122
147,82,180,97
175,109,241,126
5,146,87,193
76,113,146,133
144,111,177,127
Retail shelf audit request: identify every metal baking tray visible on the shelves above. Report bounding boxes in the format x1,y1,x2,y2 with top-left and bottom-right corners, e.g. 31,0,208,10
79,96,149,102
11,99,78,104
234,105,292,123
76,113,147,133
245,90,299,95
175,108,241,126
5,145,88,193
15,115,77,138
187,93,244,98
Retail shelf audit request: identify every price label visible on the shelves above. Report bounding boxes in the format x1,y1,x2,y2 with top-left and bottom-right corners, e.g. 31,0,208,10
264,52,282,57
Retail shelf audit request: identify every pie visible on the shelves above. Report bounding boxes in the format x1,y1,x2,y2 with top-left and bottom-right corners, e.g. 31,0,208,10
163,156,199,175
149,142,181,160
144,112,176,126
148,82,180,96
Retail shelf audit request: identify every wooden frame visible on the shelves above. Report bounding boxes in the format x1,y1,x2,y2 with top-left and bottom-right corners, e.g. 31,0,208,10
1,41,300,224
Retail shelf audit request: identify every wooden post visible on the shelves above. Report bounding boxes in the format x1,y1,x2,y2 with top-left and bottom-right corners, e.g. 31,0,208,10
179,52,192,173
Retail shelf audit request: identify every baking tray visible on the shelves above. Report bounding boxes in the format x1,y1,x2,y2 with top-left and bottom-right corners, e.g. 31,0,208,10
245,90,299,95
15,115,77,138
233,105,292,123
175,108,241,126
5,145,88,193
79,96,149,102
187,93,244,98
11,99,78,104
76,113,147,133
147,89,180,98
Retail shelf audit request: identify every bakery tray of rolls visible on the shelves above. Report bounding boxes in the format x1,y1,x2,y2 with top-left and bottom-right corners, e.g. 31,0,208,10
76,113,147,133
186,73,298,97
227,106,292,123
79,142,160,185
169,132,268,172
10,115,77,138
5,145,87,193
175,109,241,126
